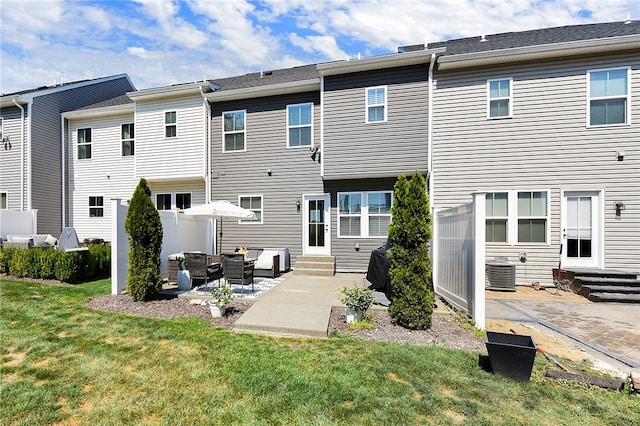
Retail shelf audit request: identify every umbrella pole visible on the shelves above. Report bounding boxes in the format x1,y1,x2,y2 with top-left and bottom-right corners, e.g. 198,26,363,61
218,220,223,254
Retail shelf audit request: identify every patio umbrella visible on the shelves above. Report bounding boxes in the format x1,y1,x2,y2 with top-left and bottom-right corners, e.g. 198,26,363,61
183,200,256,253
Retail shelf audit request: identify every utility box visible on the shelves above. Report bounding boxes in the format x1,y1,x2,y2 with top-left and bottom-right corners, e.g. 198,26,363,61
486,260,516,291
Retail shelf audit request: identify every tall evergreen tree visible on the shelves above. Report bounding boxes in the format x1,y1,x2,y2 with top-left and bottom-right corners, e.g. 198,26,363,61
388,171,434,329
125,178,163,301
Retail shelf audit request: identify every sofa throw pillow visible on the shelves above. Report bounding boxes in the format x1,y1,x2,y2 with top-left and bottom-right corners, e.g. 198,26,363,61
255,250,278,270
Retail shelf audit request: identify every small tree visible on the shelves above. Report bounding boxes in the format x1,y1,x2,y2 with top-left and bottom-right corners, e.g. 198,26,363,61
125,178,163,301
388,171,434,329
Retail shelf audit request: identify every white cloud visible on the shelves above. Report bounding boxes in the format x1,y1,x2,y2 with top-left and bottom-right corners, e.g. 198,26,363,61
289,33,347,59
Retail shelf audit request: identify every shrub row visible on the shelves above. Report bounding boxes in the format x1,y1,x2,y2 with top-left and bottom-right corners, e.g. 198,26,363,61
0,243,110,283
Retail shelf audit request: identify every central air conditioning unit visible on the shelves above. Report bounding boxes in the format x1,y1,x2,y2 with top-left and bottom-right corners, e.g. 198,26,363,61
486,260,516,291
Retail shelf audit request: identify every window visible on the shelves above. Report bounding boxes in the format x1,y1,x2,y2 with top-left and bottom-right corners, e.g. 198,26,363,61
0,192,7,209
165,111,177,138
366,86,386,123
239,195,262,223
77,128,92,159
89,196,103,217
488,78,512,118
121,123,134,156
156,193,171,210
588,68,629,126
486,193,508,243
338,191,392,237
223,110,245,152
517,191,548,243
176,193,191,210
287,103,312,147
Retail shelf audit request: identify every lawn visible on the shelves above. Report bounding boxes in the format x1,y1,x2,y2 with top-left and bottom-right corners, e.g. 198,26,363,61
1,278,638,425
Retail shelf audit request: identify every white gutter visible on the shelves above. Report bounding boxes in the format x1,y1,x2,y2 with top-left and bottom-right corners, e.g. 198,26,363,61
320,76,325,178
427,53,436,212
12,99,25,211
205,79,319,102
199,86,212,203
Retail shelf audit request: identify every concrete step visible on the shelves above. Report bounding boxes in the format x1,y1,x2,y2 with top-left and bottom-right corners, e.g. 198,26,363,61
586,292,640,303
293,256,336,276
580,285,640,296
576,276,640,287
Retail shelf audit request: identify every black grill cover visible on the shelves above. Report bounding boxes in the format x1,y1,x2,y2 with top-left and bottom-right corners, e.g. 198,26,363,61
366,242,391,292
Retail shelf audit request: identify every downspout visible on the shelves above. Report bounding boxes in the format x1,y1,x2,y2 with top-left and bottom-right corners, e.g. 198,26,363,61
320,75,325,177
12,99,25,210
61,115,66,229
199,86,211,203
26,102,32,210
427,53,436,212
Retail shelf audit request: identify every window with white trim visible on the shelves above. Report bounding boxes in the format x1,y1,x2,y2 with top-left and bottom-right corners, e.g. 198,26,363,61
488,78,512,118
287,103,312,147
89,196,104,217
485,192,508,243
239,195,262,223
517,191,548,243
223,110,246,152
122,123,134,156
588,68,629,126
366,86,387,123
77,128,92,159
338,191,392,237
1,192,7,210
176,193,191,210
156,193,171,210
165,111,177,138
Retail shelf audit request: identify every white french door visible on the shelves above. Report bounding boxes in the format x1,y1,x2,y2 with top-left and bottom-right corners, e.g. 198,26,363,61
303,194,330,255
561,191,601,268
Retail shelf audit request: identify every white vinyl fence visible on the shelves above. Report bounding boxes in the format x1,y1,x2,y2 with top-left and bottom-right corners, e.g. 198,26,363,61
0,209,38,239
432,193,485,329
111,199,214,295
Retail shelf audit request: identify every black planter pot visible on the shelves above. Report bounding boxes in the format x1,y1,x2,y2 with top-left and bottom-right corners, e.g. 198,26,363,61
485,331,537,382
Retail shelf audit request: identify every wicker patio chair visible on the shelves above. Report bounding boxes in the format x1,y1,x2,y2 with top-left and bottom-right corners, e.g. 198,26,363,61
221,253,254,295
184,252,222,288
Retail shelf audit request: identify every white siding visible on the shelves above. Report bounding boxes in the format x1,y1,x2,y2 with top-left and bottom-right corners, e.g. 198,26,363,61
67,112,137,241
432,52,640,282
134,96,207,181
0,108,27,210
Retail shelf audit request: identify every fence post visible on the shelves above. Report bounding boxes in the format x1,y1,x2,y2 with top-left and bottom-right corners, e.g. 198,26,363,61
111,199,129,295
472,192,486,330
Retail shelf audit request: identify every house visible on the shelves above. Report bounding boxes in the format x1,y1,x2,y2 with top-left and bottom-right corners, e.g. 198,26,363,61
60,20,639,284
0,74,136,236
420,20,640,284
62,81,216,240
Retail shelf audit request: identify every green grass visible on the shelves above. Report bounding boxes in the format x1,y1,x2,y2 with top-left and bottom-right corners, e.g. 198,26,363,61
1,279,638,425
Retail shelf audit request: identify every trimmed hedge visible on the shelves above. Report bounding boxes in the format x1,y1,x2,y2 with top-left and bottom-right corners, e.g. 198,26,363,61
0,243,111,283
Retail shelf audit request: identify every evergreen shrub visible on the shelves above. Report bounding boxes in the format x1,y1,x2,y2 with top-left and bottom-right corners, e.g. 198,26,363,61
388,171,434,330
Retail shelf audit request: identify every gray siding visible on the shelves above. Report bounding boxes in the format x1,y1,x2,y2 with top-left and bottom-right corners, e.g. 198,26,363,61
323,65,429,179
324,178,396,271
30,76,135,236
210,93,323,263
432,52,640,282
0,107,26,210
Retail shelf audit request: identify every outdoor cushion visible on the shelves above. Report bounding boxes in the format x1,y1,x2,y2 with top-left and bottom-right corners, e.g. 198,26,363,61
44,234,58,246
8,235,32,243
255,250,278,270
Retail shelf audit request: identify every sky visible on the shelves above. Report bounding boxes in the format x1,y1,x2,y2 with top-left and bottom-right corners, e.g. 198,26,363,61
1,0,639,94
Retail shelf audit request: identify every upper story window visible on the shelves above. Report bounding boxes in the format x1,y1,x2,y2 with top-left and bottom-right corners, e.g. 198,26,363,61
78,128,92,159
488,78,512,118
121,123,134,156
156,193,171,210
176,193,191,210
223,110,246,152
287,103,312,147
239,195,262,223
588,68,629,126
366,86,387,123
89,196,104,217
338,191,392,238
0,192,7,210
486,192,508,243
165,111,177,138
